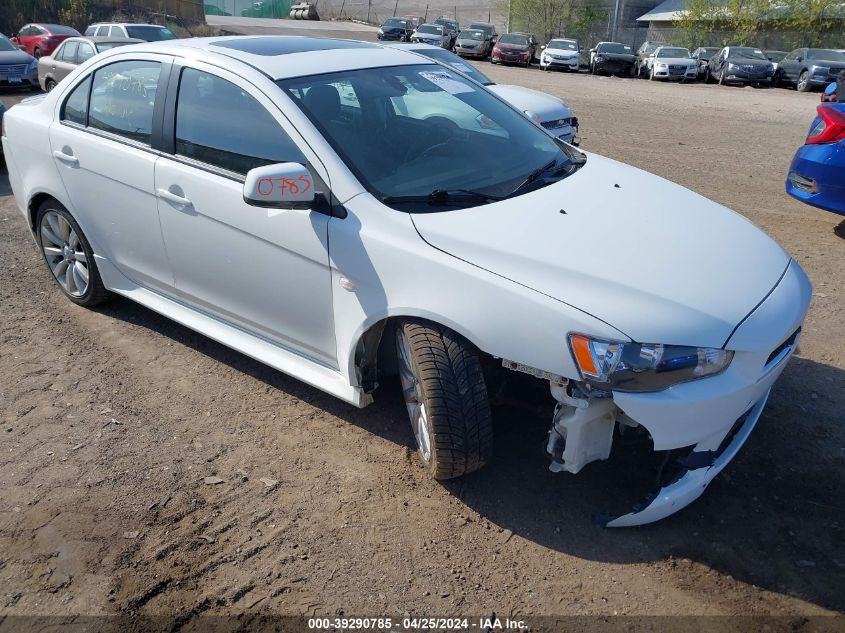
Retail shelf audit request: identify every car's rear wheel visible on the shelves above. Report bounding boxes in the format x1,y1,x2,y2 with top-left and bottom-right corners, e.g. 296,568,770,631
797,70,811,92
395,319,493,480
36,200,110,307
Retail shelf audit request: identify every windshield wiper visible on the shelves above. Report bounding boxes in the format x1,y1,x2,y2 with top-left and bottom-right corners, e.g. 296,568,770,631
504,159,562,198
382,188,503,206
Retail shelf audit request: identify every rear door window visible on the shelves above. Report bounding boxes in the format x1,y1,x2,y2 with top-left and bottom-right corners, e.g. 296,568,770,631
88,60,161,144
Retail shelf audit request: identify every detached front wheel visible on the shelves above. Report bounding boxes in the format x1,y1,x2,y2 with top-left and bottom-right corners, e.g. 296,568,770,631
395,319,493,480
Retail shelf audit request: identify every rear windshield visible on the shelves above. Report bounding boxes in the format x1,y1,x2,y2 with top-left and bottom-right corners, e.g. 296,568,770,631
125,25,177,41
656,47,690,58
95,41,137,52
547,40,577,51
499,34,528,46
806,49,845,62
43,24,81,35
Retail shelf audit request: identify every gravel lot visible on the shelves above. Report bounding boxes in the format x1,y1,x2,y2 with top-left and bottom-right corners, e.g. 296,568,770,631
1,61,844,627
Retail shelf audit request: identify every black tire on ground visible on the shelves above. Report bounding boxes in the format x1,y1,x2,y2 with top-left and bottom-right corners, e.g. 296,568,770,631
33,47,41,58
45,78,56,92
797,70,811,92
35,199,111,307
395,319,493,480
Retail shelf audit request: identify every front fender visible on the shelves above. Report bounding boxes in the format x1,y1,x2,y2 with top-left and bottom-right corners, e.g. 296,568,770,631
330,195,629,388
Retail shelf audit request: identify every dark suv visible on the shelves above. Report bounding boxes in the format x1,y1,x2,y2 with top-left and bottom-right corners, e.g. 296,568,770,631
377,17,414,42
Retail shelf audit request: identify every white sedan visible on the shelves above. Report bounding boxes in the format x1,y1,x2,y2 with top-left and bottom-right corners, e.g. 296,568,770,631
384,43,578,144
1,36,811,526
649,46,698,81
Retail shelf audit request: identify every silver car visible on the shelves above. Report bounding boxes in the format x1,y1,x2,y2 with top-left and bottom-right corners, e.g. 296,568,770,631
38,36,142,92
410,24,450,49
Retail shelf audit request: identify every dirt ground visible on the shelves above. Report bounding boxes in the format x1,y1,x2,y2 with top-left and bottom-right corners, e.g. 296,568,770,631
1,63,844,629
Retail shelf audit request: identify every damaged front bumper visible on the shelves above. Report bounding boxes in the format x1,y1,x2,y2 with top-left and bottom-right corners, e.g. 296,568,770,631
543,259,812,527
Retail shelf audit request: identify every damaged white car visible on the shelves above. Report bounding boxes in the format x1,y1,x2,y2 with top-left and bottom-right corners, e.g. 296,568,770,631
2,37,811,526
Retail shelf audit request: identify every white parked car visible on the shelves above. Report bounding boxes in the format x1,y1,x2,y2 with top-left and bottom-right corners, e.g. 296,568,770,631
410,24,450,49
539,38,580,72
649,46,698,81
1,37,811,526
383,43,578,143
83,23,178,42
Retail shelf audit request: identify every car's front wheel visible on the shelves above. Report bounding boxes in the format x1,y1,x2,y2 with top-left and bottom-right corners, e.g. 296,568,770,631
395,319,493,480
45,78,56,92
36,200,110,307
797,70,811,92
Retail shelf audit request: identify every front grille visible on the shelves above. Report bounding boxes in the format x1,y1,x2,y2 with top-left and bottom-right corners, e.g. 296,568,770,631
541,117,572,130
0,64,28,76
766,328,800,366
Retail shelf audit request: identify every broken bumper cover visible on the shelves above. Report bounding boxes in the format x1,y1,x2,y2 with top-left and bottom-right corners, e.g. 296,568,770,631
603,392,767,527
602,259,812,526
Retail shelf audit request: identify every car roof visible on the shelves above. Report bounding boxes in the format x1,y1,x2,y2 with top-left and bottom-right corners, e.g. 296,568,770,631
107,36,434,80
89,23,167,27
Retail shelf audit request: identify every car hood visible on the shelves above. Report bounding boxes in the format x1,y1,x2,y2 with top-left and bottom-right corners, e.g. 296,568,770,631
411,153,789,348
546,48,579,57
0,49,36,65
487,84,572,120
726,57,771,66
597,52,635,63
654,57,694,65
496,43,529,52
457,38,483,45
810,60,845,70
416,32,441,39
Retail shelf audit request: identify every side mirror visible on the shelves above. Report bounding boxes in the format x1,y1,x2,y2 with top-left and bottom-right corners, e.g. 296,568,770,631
796,56,802,62
244,163,316,209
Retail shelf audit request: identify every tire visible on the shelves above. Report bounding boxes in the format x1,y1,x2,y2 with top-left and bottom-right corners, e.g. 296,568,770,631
395,319,493,480
704,67,712,83
797,70,811,92
33,47,41,58
35,199,110,307
45,78,56,92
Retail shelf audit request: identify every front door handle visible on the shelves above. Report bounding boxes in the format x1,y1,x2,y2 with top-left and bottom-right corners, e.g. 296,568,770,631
52,149,78,166
156,187,193,208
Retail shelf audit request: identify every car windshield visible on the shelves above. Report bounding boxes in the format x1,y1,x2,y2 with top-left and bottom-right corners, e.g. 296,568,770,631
417,25,442,35
601,43,631,54
499,34,528,46
279,64,583,211
96,41,136,52
384,19,408,28
765,51,786,62
698,48,719,57
0,35,17,51
731,48,767,60
125,25,177,41
547,40,577,50
807,48,845,62
459,30,484,41
413,47,493,85
657,47,689,58
435,19,457,30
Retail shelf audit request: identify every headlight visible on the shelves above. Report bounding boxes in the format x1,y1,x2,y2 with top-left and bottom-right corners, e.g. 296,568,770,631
728,62,738,69
595,55,604,62
656,62,667,68
27,58,38,71
568,334,734,393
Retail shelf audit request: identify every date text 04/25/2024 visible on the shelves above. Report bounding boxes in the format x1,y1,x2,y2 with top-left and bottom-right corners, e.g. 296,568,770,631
307,617,527,631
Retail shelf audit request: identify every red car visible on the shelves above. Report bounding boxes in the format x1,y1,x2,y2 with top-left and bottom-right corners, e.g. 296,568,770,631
12,23,80,58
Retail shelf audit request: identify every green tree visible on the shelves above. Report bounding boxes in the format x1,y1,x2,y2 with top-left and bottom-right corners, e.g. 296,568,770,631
501,0,606,43
59,0,90,32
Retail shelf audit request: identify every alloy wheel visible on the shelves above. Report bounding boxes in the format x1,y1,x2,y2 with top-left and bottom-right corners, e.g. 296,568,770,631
396,330,432,463
40,210,89,297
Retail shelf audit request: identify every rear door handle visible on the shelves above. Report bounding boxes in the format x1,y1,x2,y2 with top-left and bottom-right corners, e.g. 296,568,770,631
52,150,78,166
156,187,193,207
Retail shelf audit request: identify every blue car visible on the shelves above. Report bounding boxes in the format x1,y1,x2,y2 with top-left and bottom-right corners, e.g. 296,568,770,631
785,103,845,215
